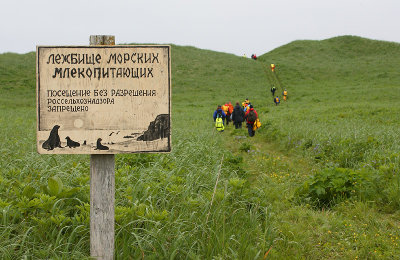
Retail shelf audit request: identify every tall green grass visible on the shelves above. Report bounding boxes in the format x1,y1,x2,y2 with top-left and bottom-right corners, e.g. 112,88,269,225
0,47,274,258
0,106,275,258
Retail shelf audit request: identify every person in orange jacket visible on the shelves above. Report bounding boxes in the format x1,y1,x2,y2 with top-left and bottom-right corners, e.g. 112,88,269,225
227,102,234,114
282,89,288,101
223,103,233,125
222,103,228,114
244,105,258,137
227,102,234,125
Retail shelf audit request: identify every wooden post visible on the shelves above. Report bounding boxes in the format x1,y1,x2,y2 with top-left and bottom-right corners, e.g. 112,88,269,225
90,35,115,260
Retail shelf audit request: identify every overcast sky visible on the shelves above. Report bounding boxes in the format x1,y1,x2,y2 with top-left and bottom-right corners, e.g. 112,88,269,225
1,0,399,56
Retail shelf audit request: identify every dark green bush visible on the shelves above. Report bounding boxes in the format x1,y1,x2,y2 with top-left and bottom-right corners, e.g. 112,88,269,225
296,163,400,210
295,167,370,208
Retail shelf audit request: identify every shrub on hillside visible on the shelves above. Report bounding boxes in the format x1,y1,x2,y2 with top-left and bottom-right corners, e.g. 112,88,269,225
295,167,372,208
296,163,400,210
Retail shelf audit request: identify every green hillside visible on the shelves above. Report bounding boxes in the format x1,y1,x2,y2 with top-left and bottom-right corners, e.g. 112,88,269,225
257,36,400,166
0,52,36,108
172,45,267,106
0,36,399,259
260,35,400,85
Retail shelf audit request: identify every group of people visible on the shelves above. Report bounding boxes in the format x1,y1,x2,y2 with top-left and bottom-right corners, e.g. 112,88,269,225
270,85,288,105
213,99,261,137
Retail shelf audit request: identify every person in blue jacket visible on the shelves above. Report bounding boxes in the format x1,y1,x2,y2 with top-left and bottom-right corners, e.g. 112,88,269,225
213,105,226,125
274,96,280,106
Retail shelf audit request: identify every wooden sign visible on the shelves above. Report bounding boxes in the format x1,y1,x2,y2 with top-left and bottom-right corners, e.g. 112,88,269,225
36,46,171,154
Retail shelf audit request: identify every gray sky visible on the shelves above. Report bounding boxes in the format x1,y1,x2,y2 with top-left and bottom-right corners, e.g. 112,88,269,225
1,0,399,56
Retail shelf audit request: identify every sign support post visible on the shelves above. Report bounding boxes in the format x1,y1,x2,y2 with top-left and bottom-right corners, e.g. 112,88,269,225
89,35,115,260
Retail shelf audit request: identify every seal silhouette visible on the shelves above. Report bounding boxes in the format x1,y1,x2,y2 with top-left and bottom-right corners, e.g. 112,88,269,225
65,136,80,148
42,125,62,150
95,138,109,150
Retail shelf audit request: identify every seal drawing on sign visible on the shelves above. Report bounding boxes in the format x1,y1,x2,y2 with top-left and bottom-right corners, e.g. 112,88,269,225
65,136,80,148
42,125,62,150
95,138,109,150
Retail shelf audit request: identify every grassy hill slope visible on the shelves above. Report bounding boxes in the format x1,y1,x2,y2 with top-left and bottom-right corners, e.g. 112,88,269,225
260,35,400,87
172,45,268,107
0,52,36,108
256,36,400,167
0,36,399,259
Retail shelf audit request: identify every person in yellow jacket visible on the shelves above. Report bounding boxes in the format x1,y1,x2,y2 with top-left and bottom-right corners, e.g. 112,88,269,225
270,64,275,72
244,103,251,112
242,98,250,109
282,89,288,101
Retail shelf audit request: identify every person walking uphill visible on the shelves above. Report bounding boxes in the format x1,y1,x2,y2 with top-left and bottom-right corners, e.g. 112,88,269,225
231,102,245,129
244,105,258,137
242,98,250,109
213,105,226,132
274,96,280,106
222,102,234,125
271,85,276,96
282,89,288,101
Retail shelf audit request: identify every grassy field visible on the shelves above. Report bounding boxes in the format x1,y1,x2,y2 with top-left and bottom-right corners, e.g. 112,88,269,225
0,36,399,259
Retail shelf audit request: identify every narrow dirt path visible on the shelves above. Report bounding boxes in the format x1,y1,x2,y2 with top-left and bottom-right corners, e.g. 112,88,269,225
223,123,316,185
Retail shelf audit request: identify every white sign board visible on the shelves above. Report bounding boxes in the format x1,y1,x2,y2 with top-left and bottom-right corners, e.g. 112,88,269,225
36,46,171,154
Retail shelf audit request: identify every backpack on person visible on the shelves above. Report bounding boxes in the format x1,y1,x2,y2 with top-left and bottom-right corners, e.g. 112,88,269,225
215,113,224,132
253,118,262,131
247,110,257,123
